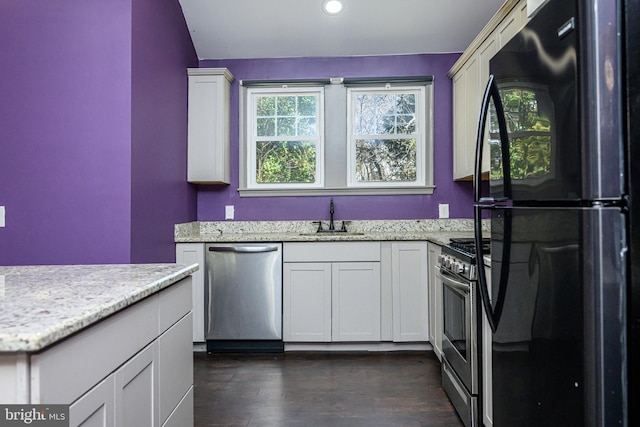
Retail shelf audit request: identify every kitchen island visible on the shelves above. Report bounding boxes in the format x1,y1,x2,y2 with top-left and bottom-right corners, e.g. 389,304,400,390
0,263,198,426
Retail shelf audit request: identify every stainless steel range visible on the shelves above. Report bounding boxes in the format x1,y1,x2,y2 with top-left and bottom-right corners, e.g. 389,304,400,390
437,238,489,427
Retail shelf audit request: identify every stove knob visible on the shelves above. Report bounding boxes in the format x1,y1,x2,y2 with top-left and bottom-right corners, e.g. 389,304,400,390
456,262,465,274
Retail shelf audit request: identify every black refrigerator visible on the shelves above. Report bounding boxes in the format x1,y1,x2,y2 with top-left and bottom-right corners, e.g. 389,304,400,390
472,0,639,425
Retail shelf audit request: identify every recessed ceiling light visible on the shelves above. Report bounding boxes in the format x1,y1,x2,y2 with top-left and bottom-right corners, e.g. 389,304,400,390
322,0,343,15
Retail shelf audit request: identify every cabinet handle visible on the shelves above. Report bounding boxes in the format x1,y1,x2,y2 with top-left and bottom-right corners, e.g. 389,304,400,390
208,246,279,253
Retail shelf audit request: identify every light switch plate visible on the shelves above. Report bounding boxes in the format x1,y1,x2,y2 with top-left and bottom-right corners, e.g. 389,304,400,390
438,203,449,219
0,206,5,227
225,205,234,220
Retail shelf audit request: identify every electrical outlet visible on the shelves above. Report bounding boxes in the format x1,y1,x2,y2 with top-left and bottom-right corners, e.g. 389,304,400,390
0,206,5,227
438,203,449,219
225,205,235,220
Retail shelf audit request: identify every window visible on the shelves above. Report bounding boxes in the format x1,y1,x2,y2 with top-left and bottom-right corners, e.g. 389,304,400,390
347,87,426,187
240,78,434,196
246,87,324,189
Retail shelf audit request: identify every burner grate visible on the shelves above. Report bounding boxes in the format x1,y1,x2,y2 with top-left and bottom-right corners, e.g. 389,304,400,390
448,238,490,256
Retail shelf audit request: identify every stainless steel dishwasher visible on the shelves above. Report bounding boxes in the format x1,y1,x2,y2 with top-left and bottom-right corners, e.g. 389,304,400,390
205,242,283,352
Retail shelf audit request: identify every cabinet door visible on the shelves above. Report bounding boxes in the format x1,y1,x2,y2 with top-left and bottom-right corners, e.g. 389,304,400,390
332,262,381,342
283,263,332,342
482,264,493,427
427,243,443,360
391,242,429,342
115,342,158,427
158,314,193,425
175,244,205,342
69,376,115,427
477,34,498,175
453,52,480,180
452,67,468,180
162,387,193,427
497,1,526,48
187,68,233,184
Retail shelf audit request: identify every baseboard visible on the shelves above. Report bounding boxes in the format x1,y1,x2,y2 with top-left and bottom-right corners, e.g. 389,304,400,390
284,342,432,352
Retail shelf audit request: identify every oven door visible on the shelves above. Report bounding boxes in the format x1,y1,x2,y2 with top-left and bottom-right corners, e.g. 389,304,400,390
438,267,478,394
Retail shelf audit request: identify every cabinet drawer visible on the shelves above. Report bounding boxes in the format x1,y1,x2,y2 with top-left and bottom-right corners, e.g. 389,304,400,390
159,277,192,334
283,242,380,262
159,313,193,424
30,295,159,404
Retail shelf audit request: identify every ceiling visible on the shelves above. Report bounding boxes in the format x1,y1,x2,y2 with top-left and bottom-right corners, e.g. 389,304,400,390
178,0,506,60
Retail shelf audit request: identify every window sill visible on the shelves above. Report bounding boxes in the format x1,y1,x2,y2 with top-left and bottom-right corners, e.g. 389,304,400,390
238,186,435,197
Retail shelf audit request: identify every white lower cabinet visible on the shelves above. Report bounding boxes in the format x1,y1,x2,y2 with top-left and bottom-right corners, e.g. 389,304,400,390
427,242,443,360
69,376,115,427
391,242,429,342
34,278,195,427
175,243,206,342
70,312,194,427
283,262,332,342
158,314,194,425
115,342,158,427
283,242,381,343
332,262,381,341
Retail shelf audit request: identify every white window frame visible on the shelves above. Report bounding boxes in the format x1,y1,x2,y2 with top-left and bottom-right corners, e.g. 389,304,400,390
346,86,427,188
246,86,325,189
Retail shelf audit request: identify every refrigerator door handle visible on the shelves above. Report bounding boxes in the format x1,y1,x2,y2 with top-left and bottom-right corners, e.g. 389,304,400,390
473,75,512,203
474,206,512,333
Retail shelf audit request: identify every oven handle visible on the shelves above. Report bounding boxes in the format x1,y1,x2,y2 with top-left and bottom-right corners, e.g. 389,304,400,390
436,267,471,294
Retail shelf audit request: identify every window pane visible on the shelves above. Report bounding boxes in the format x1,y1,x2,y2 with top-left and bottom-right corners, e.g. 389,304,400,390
375,94,395,115
396,115,416,134
257,118,275,137
257,96,276,116
277,96,296,116
298,117,317,136
396,94,415,114
355,139,417,182
278,117,296,136
379,115,396,134
354,93,417,136
256,140,316,184
298,96,316,116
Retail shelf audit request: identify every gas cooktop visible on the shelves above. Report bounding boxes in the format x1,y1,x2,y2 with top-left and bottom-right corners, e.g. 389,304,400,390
449,238,490,256
442,237,490,265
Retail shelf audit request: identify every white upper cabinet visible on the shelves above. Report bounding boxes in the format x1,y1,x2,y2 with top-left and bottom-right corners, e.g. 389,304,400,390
452,53,480,180
449,0,528,181
187,68,234,184
496,0,528,49
527,0,550,17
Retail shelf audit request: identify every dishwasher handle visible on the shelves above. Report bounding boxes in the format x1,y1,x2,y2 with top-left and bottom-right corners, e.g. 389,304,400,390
208,245,279,254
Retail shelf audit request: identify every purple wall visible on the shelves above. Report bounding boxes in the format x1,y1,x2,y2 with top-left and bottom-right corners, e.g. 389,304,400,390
198,55,475,221
0,0,197,266
130,0,198,263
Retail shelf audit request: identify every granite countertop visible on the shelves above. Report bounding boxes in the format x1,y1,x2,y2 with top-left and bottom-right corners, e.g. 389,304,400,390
0,263,199,353
175,219,486,245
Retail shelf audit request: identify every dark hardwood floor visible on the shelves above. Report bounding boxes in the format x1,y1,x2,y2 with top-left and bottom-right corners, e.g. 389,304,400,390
193,351,464,427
